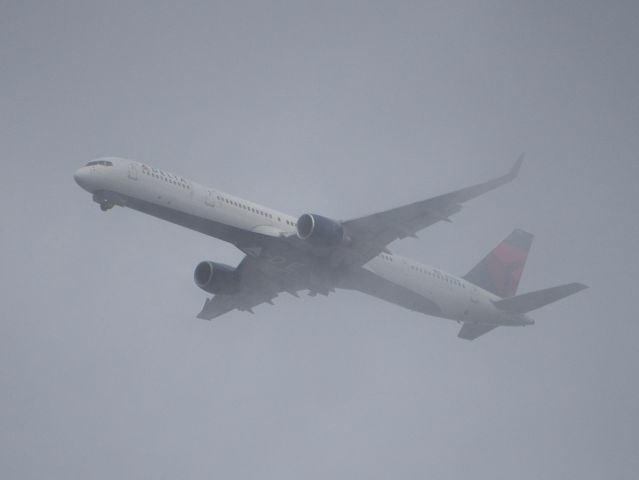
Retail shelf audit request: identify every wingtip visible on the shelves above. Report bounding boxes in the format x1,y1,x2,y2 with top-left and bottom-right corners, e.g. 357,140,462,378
509,153,525,179
562,282,589,297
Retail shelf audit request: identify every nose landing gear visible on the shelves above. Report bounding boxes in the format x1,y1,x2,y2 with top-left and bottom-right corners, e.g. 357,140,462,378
93,192,121,212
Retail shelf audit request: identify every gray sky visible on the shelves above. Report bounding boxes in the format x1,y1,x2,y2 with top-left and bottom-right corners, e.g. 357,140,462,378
1,1,638,478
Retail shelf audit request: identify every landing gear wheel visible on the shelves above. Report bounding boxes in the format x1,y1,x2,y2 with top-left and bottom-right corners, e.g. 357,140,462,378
99,200,113,211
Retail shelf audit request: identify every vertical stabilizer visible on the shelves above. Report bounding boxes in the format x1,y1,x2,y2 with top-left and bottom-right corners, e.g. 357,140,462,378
463,229,533,298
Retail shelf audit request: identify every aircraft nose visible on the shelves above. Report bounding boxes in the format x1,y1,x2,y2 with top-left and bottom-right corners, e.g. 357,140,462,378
73,167,91,191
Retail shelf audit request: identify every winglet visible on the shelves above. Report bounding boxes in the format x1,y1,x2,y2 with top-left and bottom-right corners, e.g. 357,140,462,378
506,153,525,181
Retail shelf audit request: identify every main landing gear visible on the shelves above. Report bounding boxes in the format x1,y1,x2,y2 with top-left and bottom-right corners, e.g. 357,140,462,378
99,200,114,211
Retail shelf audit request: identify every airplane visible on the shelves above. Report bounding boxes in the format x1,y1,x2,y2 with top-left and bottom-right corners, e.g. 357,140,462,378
73,156,586,340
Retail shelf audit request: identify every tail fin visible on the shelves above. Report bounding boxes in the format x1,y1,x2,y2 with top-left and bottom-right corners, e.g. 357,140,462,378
463,229,534,298
492,283,588,314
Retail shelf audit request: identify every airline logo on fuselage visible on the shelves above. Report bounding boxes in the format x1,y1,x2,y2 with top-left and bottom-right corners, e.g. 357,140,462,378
141,164,189,184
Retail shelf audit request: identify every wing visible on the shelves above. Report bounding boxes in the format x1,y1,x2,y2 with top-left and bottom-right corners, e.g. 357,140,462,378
342,156,523,265
196,255,300,320
338,266,443,317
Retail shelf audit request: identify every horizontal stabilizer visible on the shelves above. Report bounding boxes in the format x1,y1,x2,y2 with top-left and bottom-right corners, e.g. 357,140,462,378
458,323,498,340
493,283,588,314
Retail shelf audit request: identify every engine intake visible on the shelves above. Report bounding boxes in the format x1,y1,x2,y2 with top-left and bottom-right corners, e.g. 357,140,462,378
297,213,346,246
194,261,239,294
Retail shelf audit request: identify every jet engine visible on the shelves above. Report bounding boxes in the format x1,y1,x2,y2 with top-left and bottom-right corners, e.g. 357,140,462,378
194,261,240,294
296,213,348,246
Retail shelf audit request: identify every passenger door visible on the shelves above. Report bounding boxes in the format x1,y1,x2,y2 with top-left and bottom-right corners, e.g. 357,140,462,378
128,163,138,180
205,190,216,207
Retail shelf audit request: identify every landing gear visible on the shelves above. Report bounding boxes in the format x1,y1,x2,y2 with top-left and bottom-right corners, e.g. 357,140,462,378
93,192,117,211
99,199,114,211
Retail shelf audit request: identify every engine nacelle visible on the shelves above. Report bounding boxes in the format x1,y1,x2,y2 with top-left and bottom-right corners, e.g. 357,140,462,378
296,213,347,246
194,261,239,294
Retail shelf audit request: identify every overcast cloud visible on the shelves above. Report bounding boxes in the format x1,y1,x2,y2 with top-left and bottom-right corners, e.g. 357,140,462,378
1,1,638,479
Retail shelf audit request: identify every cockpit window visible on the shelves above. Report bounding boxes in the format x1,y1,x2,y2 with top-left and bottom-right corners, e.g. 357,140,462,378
86,160,113,167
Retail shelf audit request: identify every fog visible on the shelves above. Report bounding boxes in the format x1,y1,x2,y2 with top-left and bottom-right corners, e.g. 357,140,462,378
1,1,638,478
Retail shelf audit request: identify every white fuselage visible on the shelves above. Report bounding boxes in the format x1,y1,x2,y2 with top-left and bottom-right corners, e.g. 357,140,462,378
74,157,524,326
